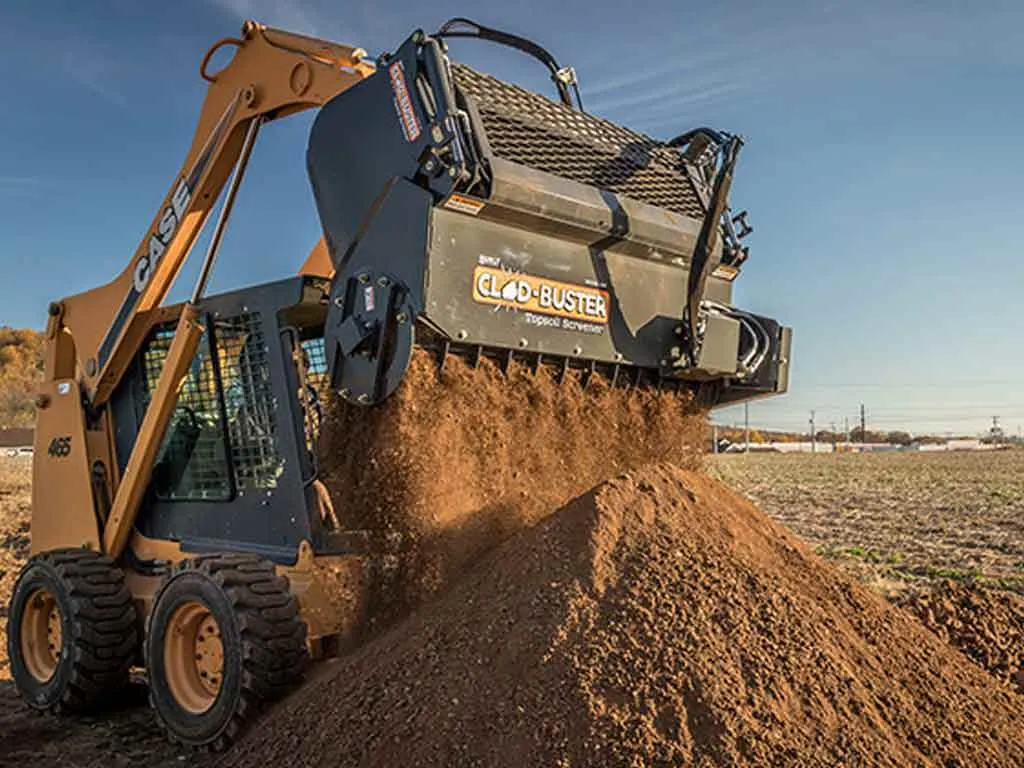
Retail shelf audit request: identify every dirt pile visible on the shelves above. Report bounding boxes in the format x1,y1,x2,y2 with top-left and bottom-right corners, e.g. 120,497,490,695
0,459,31,679
900,580,1024,693
315,350,706,632
223,465,1024,768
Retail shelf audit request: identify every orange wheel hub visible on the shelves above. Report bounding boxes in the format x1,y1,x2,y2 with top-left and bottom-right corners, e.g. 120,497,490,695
164,601,225,714
20,588,62,683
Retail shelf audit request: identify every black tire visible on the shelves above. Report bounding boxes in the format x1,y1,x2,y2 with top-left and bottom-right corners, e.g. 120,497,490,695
6,548,138,713
145,553,308,751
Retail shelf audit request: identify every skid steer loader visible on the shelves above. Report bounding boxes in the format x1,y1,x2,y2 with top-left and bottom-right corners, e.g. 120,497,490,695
6,18,791,750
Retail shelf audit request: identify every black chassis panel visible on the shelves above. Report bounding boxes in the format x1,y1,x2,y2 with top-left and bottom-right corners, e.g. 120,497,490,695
424,207,690,370
111,276,328,566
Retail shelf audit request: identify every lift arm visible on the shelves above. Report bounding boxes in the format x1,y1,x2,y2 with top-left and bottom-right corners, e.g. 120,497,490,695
48,21,373,559
58,21,372,410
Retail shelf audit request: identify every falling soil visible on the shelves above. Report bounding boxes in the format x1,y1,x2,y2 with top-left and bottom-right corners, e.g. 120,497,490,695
222,464,1024,768
314,349,706,637
900,580,1024,694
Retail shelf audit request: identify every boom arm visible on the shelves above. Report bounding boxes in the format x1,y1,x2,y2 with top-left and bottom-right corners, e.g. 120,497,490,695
58,21,372,409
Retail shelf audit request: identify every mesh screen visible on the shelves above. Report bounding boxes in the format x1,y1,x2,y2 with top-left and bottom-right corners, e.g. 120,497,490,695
299,337,328,454
143,326,231,501
302,337,329,395
452,64,706,219
217,313,283,491
141,312,283,500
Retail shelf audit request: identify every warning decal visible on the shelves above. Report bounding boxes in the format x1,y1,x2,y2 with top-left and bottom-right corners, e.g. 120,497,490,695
443,193,486,216
472,266,609,325
389,61,421,142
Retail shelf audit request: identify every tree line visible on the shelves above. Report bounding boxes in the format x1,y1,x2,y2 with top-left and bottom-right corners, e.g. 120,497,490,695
0,327,44,428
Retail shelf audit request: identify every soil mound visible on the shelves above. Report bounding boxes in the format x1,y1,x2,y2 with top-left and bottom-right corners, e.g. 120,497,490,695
314,350,706,634
901,580,1024,693
222,465,1024,768
0,460,31,679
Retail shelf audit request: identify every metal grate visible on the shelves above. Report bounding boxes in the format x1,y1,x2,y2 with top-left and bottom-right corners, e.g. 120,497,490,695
301,337,329,396
452,64,706,219
143,326,231,501
216,313,283,491
299,337,327,453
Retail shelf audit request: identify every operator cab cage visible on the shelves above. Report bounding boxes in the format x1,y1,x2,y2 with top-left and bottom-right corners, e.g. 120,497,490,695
307,21,791,409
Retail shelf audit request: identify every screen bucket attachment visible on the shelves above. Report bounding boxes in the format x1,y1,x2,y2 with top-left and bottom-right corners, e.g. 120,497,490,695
307,28,790,409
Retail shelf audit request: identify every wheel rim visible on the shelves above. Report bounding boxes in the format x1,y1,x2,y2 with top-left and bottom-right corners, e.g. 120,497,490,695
20,588,62,683
164,600,224,714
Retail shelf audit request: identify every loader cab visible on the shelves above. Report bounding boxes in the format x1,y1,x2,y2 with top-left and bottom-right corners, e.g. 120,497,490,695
109,275,336,569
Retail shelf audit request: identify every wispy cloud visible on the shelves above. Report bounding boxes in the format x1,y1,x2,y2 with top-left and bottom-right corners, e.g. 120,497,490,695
580,1,1024,129
0,176,60,198
0,20,127,106
206,0,325,36
56,46,126,106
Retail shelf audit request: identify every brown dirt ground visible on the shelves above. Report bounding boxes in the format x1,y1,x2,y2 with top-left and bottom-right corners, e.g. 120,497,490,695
0,679,204,768
898,580,1024,694
221,464,1024,768
0,457,31,679
713,451,1024,592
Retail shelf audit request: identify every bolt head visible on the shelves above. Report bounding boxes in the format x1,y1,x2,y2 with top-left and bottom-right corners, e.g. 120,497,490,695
396,312,409,324
377,276,390,287
357,273,370,284
519,338,529,348
357,393,371,404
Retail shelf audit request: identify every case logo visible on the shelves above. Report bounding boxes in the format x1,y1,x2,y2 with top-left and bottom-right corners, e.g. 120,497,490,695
472,266,609,324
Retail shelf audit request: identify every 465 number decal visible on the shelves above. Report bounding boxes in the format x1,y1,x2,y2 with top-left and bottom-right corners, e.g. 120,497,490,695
47,436,72,458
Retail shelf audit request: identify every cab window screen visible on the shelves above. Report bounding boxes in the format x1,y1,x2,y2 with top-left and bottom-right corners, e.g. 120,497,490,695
141,325,232,501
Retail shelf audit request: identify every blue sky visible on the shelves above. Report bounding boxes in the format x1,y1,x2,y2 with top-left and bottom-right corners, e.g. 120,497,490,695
1,0,1022,436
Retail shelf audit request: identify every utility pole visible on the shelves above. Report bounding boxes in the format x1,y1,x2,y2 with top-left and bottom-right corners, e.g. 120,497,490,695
744,402,750,453
860,403,866,445
830,421,837,451
844,416,850,445
810,410,816,454
712,423,719,454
